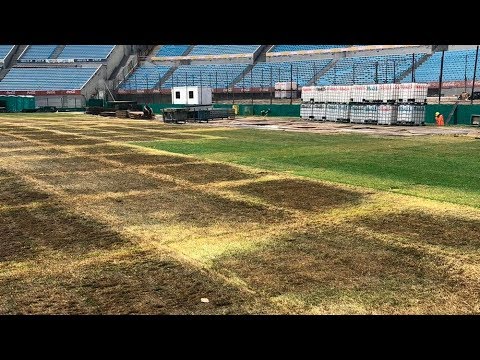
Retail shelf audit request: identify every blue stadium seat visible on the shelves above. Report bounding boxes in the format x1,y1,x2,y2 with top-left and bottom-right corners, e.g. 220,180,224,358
270,45,349,52
119,64,171,90
0,67,100,90
405,49,480,83
240,59,331,87
57,45,115,61
188,45,260,56
0,45,15,62
318,54,421,85
156,45,189,57
19,45,57,61
165,64,249,88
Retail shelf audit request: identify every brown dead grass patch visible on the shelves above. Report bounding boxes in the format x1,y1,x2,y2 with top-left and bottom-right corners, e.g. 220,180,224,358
233,179,363,211
0,140,37,148
358,211,480,250
214,224,479,314
85,186,287,228
0,174,50,205
37,170,166,195
146,162,257,184
104,153,193,166
0,148,67,157
0,203,124,262
0,135,18,142
39,137,109,146
0,248,260,314
18,156,116,173
77,144,139,155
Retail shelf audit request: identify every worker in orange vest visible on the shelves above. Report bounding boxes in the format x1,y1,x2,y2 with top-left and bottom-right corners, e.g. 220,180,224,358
435,111,444,126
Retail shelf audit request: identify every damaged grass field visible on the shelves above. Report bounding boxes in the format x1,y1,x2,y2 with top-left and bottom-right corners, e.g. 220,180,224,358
0,113,479,314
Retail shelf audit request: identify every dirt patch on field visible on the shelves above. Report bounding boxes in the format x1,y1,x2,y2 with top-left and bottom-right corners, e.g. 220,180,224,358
0,174,51,205
37,170,166,195
233,179,363,211
0,248,260,314
104,153,194,166
147,162,257,184
0,204,124,262
18,156,115,173
357,211,480,249
214,224,477,313
86,186,288,227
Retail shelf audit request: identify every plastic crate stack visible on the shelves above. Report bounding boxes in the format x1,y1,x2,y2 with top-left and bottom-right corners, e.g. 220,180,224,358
300,83,427,125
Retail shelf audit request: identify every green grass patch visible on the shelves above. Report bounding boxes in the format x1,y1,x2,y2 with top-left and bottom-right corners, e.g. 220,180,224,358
136,129,480,208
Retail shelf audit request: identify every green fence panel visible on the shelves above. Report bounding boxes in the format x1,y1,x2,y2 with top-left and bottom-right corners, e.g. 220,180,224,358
425,104,480,125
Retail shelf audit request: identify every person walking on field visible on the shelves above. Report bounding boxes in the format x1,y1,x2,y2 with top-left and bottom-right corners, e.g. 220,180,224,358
435,111,444,126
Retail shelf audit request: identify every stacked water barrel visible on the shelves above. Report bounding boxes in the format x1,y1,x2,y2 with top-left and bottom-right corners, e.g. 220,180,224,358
301,83,428,125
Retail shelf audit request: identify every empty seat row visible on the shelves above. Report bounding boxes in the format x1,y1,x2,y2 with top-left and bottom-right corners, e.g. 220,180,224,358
0,66,100,90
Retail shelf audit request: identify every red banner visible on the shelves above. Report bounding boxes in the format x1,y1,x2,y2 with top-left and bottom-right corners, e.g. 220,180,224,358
0,90,82,95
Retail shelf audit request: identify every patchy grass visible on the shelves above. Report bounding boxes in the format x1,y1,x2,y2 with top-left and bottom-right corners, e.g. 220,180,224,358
37,170,167,195
232,178,364,211
146,162,258,184
213,224,479,314
15,156,113,173
0,247,266,314
1,114,480,314
0,204,124,262
0,174,51,205
104,153,194,166
81,186,289,228
138,129,480,208
357,211,480,250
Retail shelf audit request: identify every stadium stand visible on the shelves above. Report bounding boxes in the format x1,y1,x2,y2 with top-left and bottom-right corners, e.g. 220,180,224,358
410,49,480,82
189,45,260,56
166,64,249,88
0,45,15,63
57,45,115,61
156,45,189,57
19,45,57,62
0,67,100,90
119,63,171,90
239,59,331,87
318,54,421,85
270,45,349,52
